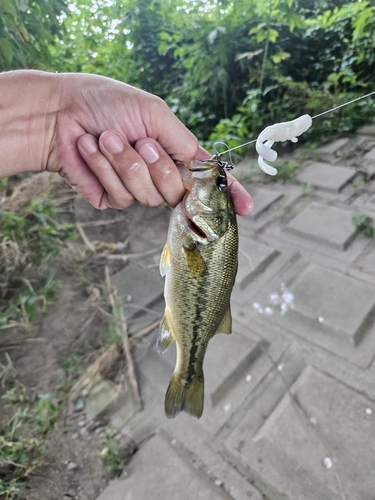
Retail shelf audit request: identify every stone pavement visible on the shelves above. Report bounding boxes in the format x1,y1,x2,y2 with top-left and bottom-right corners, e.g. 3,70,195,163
85,126,375,500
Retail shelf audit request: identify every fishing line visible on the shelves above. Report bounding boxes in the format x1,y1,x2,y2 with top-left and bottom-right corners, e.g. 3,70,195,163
216,90,375,157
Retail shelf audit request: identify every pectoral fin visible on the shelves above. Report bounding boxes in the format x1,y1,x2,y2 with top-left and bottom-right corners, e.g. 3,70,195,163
157,311,174,353
183,245,208,279
159,242,171,277
216,306,232,335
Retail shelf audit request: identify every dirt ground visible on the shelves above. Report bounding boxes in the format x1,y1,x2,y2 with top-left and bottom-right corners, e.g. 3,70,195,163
0,179,170,500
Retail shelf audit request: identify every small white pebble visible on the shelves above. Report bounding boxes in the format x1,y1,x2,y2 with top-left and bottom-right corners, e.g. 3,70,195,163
318,316,324,323
252,302,261,310
258,308,264,314
280,303,289,315
223,403,231,412
277,363,285,372
246,374,252,383
67,461,78,471
126,294,132,302
215,479,224,487
365,408,373,415
323,457,333,469
264,307,273,316
282,292,294,305
270,293,279,304
310,417,317,425
171,439,177,445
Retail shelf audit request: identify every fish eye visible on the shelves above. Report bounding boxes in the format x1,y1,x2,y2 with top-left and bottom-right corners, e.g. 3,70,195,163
216,174,227,191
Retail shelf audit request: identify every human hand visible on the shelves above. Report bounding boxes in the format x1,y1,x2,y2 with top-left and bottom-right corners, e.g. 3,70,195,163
76,129,253,215
51,73,252,214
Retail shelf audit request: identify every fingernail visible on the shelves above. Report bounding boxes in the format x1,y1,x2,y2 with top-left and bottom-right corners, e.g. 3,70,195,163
138,143,160,164
103,134,124,154
79,135,97,154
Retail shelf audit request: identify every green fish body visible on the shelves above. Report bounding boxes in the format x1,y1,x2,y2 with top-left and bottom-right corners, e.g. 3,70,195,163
158,160,238,418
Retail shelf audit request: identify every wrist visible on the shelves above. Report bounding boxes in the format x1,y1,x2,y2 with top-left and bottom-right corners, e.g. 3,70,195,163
0,70,62,178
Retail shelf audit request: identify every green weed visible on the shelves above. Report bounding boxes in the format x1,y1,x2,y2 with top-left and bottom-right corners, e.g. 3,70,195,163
0,196,76,330
0,386,64,498
99,427,135,476
266,160,300,183
352,212,375,237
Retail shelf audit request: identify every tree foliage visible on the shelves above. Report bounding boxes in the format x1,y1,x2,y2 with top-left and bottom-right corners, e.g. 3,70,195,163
0,0,67,70
3,0,375,144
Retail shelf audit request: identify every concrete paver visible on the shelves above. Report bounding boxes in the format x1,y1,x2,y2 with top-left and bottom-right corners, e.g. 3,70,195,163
225,365,375,500
248,187,283,219
290,263,375,345
296,162,356,192
84,128,375,500
315,137,350,155
284,202,357,249
96,433,233,500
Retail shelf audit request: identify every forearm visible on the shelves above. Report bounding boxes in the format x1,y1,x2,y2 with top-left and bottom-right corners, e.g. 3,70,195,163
0,70,61,178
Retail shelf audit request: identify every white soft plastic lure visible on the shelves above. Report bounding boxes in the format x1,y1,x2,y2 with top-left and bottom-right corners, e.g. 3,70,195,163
256,114,313,176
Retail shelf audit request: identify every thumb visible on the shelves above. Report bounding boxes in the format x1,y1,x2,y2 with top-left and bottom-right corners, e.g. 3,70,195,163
144,97,199,162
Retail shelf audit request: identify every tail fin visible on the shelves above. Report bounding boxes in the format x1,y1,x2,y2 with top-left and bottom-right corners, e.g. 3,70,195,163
164,376,204,419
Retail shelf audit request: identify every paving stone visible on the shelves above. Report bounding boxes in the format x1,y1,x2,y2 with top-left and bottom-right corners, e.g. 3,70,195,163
315,137,350,155
357,124,375,137
364,146,375,161
246,257,375,367
296,162,356,193
284,202,357,250
159,425,264,500
225,365,375,500
236,235,279,289
290,263,375,346
204,329,263,406
248,187,283,219
85,379,125,421
112,262,164,319
96,433,232,500
355,240,375,275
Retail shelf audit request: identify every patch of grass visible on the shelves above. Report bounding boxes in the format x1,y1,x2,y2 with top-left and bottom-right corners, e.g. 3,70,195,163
0,196,76,330
268,160,300,183
0,386,64,498
352,212,375,237
99,427,137,477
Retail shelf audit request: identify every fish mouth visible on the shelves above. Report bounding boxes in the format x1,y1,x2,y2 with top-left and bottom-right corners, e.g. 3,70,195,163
187,217,208,240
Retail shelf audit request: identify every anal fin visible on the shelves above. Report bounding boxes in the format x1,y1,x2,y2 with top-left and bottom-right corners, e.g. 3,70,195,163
215,306,232,335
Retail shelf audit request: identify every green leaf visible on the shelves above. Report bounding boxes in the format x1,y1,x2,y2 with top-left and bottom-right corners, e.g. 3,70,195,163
271,51,290,64
0,37,13,64
268,28,279,43
1,0,18,20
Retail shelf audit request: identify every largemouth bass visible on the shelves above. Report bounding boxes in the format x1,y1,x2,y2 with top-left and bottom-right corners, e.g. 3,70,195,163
158,159,238,418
